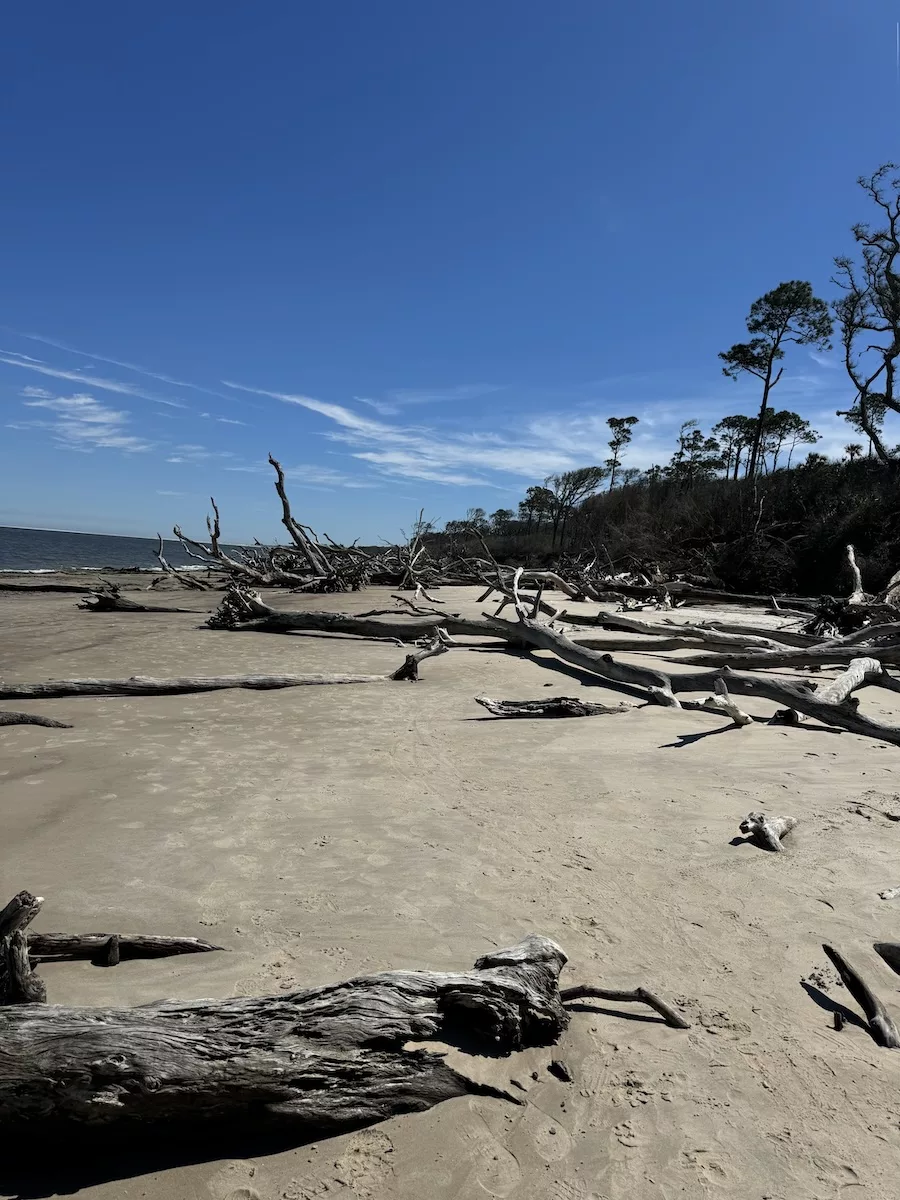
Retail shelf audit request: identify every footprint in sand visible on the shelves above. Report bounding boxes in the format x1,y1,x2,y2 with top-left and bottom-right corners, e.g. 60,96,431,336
458,1112,522,1197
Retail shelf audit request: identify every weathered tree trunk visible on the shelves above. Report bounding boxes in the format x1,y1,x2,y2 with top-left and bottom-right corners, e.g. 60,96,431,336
0,893,47,1004
0,937,569,1129
815,657,883,703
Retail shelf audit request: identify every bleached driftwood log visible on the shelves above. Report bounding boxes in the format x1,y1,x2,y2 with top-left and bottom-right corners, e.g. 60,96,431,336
475,696,631,718
815,656,883,704
738,812,798,851
0,640,448,701
822,944,900,1048
0,935,688,1131
846,544,867,605
693,679,753,726
0,712,72,729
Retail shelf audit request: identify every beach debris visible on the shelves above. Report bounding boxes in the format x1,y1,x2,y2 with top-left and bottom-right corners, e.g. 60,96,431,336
0,934,687,1132
0,711,72,729
475,696,631,718
78,581,197,613
0,890,223,1006
822,944,900,1048
739,812,798,852
0,638,449,701
878,887,900,901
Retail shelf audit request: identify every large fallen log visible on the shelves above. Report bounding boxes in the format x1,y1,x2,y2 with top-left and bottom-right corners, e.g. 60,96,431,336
0,934,687,1131
677,646,900,669
28,932,223,962
0,640,448,701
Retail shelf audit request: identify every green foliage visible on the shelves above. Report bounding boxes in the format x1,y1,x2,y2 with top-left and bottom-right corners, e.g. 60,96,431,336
720,280,832,478
605,415,639,489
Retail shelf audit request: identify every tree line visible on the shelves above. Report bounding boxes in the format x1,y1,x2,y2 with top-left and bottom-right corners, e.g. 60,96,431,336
426,164,900,594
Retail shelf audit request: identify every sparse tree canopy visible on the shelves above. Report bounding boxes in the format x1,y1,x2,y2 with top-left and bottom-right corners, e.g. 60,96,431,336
720,280,832,479
545,466,606,547
605,416,639,490
833,164,900,465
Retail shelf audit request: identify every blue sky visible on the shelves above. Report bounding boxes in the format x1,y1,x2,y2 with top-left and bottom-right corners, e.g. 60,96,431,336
2,0,898,541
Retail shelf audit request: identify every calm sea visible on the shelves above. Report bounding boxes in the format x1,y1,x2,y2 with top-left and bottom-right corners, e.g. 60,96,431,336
0,526,250,572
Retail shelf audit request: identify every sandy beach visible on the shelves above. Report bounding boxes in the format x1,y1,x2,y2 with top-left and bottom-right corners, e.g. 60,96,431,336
2,580,900,1200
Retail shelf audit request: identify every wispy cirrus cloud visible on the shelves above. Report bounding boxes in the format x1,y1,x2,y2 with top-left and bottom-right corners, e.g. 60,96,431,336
226,461,379,489
4,330,237,401
165,443,236,464
356,382,503,416
14,389,153,453
0,352,187,408
223,380,580,485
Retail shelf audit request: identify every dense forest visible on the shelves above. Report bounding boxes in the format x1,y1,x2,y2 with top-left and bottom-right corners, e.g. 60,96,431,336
424,165,900,596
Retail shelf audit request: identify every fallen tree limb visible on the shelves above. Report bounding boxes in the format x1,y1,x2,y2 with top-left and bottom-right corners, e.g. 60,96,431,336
474,696,631,718
677,646,900,669
560,984,690,1029
815,656,883,704
738,812,798,851
0,934,688,1131
28,933,224,962
0,712,72,729
0,640,449,700
78,584,197,614
822,944,900,1048
485,614,900,745
874,942,900,976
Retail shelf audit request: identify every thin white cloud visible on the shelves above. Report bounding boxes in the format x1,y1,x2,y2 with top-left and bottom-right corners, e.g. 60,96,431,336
19,392,153,453
355,383,503,416
0,354,186,408
226,461,379,489
156,489,185,496
165,443,236,464
809,350,839,369
223,380,580,484
6,330,236,401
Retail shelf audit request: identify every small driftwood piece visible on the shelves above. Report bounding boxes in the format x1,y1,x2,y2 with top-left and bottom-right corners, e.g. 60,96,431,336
0,639,448,701
0,892,47,1004
738,812,798,852
28,933,224,963
877,888,900,901
822,944,900,1048
474,696,631,718
0,712,72,729
560,984,690,1030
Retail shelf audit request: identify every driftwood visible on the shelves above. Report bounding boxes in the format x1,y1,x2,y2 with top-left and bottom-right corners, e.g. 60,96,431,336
845,544,868,605
0,934,687,1131
1,892,226,1003
205,589,900,745
78,584,196,614
0,893,46,1004
738,812,798,851
0,639,448,701
475,696,631,718
822,944,900,1048
28,932,223,963
0,711,72,728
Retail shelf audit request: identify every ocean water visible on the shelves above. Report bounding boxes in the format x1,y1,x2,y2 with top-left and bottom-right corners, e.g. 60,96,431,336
0,525,250,572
